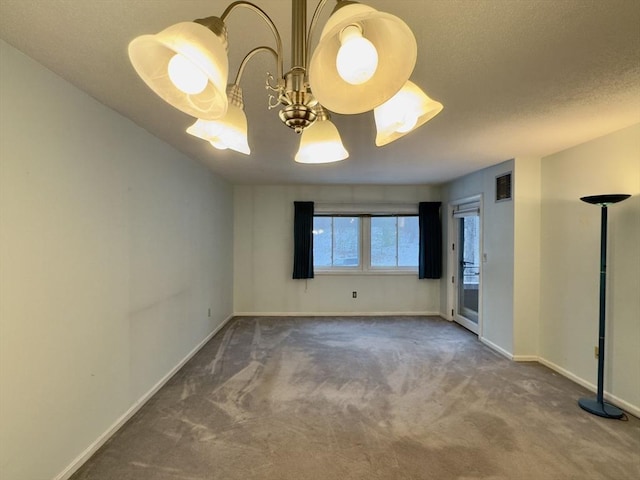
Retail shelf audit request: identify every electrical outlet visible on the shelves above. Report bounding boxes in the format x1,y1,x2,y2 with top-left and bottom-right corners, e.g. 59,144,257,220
352,291,357,299
594,346,599,359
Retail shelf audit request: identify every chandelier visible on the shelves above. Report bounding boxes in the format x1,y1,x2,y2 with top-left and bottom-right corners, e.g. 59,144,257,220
128,0,443,164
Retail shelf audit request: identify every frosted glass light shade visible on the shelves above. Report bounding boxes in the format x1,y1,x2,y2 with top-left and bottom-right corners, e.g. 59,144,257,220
129,21,228,120
374,81,443,146
186,104,250,155
295,119,348,164
309,3,417,114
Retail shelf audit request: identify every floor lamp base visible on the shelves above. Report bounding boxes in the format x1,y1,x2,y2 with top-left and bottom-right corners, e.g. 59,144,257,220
578,397,624,419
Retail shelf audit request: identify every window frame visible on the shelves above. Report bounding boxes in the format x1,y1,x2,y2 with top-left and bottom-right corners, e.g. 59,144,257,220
313,213,419,275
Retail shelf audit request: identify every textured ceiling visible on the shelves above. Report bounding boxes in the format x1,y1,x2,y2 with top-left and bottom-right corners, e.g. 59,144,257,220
1,0,639,185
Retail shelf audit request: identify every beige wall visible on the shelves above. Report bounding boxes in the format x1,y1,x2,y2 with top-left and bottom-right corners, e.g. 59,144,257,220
234,185,441,315
0,41,234,480
539,123,640,411
513,157,542,358
441,160,516,355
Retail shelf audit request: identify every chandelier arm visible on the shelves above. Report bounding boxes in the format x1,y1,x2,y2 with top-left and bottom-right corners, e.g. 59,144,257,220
220,1,284,81
233,46,278,85
305,0,330,71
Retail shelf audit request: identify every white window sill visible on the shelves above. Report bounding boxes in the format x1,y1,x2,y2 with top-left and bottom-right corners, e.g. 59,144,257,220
314,269,418,276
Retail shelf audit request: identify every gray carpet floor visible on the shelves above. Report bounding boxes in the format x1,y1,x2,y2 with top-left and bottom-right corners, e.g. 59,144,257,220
71,316,640,479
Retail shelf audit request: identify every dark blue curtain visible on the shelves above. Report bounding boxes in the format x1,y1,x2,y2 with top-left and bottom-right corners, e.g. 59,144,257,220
292,201,314,279
419,202,442,279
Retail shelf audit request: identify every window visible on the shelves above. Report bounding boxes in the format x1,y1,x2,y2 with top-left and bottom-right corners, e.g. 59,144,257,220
313,214,419,273
313,216,360,268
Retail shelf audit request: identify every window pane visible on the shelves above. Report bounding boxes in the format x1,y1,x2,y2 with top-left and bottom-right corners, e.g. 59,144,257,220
398,216,419,267
371,217,397,267
333,217,360,266
313,217,332,267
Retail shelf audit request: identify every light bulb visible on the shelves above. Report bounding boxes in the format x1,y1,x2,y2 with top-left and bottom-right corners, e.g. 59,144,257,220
383,89,419,133
396,111,419,133
209,140,228,150
336,25,378,85
186,103,251,156
167,53,208,95
374,81,443,146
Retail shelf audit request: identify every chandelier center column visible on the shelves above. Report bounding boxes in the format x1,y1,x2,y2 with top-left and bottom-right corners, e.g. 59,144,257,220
279,0,317,133
292,0,306,69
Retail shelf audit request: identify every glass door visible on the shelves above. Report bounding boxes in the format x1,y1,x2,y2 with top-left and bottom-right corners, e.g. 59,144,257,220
455,214,480,333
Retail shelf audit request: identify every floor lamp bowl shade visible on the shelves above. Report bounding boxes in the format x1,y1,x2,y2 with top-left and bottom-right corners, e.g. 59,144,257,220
580,194,631,205
308,3,417,114
128,22,229,120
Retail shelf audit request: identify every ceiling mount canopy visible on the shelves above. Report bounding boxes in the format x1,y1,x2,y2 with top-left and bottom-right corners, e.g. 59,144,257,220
128,0,442,164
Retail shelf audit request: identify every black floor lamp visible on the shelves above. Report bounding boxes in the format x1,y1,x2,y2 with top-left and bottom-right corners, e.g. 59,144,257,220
578,193,630,419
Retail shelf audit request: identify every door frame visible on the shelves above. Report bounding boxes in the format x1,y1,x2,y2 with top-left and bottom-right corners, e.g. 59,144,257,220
447,194,483,336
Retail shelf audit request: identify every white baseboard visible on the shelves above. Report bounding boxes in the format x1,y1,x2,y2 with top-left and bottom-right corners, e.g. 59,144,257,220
233,311,441,317
468,341,639,417
537,357,639,418
513,355,539,362
479,336,513,360
55,314,234,480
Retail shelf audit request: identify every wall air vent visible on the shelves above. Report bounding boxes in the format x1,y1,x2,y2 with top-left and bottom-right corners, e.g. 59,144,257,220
496,172,512,202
